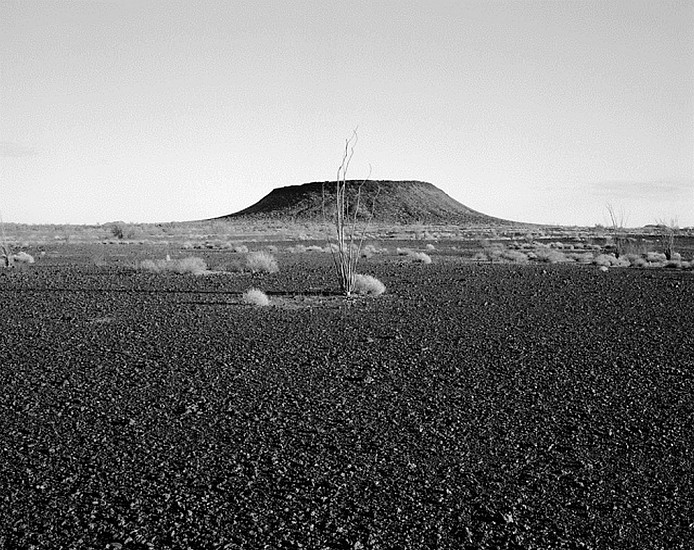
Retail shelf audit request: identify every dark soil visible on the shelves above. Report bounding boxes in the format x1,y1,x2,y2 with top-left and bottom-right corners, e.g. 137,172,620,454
1,252,692,549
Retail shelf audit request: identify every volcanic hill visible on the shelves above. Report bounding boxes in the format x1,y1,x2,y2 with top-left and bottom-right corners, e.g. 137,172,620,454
218,180,515,225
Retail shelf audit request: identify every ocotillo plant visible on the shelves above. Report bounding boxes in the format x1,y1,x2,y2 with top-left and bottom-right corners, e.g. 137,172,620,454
323,130,377,295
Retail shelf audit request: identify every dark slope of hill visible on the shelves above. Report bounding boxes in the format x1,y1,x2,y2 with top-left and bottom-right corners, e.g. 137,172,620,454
217,180,518,225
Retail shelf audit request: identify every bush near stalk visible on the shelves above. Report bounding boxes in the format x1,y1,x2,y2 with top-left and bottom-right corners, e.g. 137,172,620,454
353,274,386,296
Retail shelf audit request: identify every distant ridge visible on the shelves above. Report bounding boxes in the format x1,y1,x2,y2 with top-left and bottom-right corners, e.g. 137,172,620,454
217,180,516,225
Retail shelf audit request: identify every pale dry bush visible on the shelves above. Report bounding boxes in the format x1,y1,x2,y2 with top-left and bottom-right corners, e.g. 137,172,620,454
231,244,249,254
592,254,629,268
353,274,386,296
242,288,270,307
397,247,432,264
532,248,570,264
500,249,528,263
624,254,648,268
245,251,278,273
140,257,208,275
411,251,432,264
569,252,596,264
12,251,35,264
360,244,388,258
645,251,667,264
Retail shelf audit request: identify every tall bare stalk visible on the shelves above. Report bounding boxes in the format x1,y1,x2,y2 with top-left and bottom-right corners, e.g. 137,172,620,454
323,130,377,295
606,203,627,258
656,217,678,260
0,206,11,268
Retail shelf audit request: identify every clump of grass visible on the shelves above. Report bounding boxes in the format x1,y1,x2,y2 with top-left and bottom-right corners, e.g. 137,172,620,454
245,251,279,273
353,274,386,296
360,243,386,258
645,251,667,264
592,254,629,268
140,256,208,275
411,251,432,264
231,244,249,254
500,249,529,263
624,253,648,268
397,247,432,264
532,248,570,264
567,252,594,264
242,288,270,307
12,251,35,264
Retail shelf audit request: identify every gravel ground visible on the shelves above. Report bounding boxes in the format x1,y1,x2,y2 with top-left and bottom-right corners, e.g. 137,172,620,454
1,252,692,549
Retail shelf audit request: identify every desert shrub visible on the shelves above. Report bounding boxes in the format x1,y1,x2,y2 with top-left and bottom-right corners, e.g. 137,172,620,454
397,248,432,264
360,244,386,258
287,244,307,254
361,246,374,259
411,252,432,264
484,245,505,262
593,254,629,268
361,243,385,258
242,288,270,307
646,251,667,264
110,223,125,240
231,244,249,254
592,254,613,267
425,243,436,251
246,251,279,273
624,254,648,268
266,245,278,253
567,252,594,264
533,248,569,264
353,274,386,296
664,260,682,269
140,256,208,275
223,259,245,273
500,249,528,263
12,251,35,264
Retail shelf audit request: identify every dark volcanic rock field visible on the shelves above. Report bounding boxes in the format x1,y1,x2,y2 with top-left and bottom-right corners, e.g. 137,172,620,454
1,254,692,549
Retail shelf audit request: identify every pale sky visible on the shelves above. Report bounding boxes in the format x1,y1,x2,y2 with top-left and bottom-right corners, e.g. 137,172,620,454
1,0,692,226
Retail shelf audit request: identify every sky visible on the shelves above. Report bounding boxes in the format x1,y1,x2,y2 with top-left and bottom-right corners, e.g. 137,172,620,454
1,0,692,227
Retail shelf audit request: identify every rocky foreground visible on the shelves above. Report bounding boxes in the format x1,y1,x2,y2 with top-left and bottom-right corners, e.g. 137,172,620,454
1,253,692,549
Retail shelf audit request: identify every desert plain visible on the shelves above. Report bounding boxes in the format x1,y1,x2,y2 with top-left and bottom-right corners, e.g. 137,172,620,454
0,220,692,549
